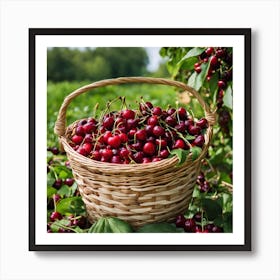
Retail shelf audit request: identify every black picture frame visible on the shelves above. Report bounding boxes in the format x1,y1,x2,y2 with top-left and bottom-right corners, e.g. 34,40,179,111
29,28,251,251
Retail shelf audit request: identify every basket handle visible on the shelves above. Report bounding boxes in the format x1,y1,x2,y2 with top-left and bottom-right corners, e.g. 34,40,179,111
54,77,216,137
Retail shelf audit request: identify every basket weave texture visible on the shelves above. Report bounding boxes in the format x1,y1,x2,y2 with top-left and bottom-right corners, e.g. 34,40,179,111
54,77,216,228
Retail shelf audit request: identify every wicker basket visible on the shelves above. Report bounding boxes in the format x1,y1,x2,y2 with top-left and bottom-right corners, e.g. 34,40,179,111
54,77,216,228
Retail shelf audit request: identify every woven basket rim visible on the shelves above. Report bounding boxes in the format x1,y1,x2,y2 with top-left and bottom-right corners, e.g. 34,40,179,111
55,76,215,172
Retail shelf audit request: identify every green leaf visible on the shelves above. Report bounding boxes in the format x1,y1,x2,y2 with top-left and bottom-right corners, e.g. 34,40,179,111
190,146,202,161
208,72,219,102
202,198,223,221
180,56,198,70
53,165,73,179
169,148,190,166
57,185,71,197
222,213,233,232
47,151,53,163
137,222,184,233
187,61,210,91
88,218,106,233
213,215,224,227
179,47,206,63
187,71,197,88
107,217,133,233
192,186,202,198
56,197,85,215
223,84,233,109
88,217,133,233
184,135,196,141
47,186,57,199
50,219,70,233
47,173,55,187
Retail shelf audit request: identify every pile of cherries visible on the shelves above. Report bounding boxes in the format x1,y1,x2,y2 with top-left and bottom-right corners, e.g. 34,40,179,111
194,47,232,91
68,99,208,164
175,213,223,233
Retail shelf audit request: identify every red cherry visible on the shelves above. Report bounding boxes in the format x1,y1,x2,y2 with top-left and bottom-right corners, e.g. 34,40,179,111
75,126,85,136
155,138,167,148
78,119,87,126
167,108,176,116
122,109,135,120
87,117,97,124
91,150,101,161
111,155,122,164
132,151,144,163
140,101,153,112
64,178,75,186
178,107,188,120
119,133,128,143
196,118,208,129
188,125,201,135
50,212,62,222
194,62,201,68
175,121,187,133
53,194,61,202
107,135,121,149
152,106,162,116
173,139,185,149
126,118,139,129
160,149,170,158
210,55,218,67
128,128,137,139
145,124,154,136
72,135,83,144
77,147,88,156
83,122,95,134
100,148,113,161
84,134,93,143
195,66,201,73
165,116,176,127
147,116,159,126
193,135,205,147
131,141,143,151
185,119,194,128
175,214,186,227
152,125,165,137
102,131,113,144
135,129,147,141
103,116,114,130
218,80,226,89
82,142,93,153
143,142,156,156
205,47,214,56
119,147,130,159
143,157,152,164
184,218,196,232
216,48,225,58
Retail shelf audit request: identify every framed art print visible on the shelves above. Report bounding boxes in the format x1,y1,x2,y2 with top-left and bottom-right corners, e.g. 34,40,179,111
29,28,251,251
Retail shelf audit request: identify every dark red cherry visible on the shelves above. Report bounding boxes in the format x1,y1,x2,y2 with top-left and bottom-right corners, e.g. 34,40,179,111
196,118,208,129
50,211,62,222
143,142,156,156
205,47,214,56
193,135,205,147
175,214,186,228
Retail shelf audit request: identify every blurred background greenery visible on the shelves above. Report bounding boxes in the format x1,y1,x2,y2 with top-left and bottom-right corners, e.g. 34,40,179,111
47,47,195,147
47,47,169,82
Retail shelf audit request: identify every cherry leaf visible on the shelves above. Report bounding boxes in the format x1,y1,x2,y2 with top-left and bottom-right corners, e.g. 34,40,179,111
169,148,190,166
190,146,202,161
